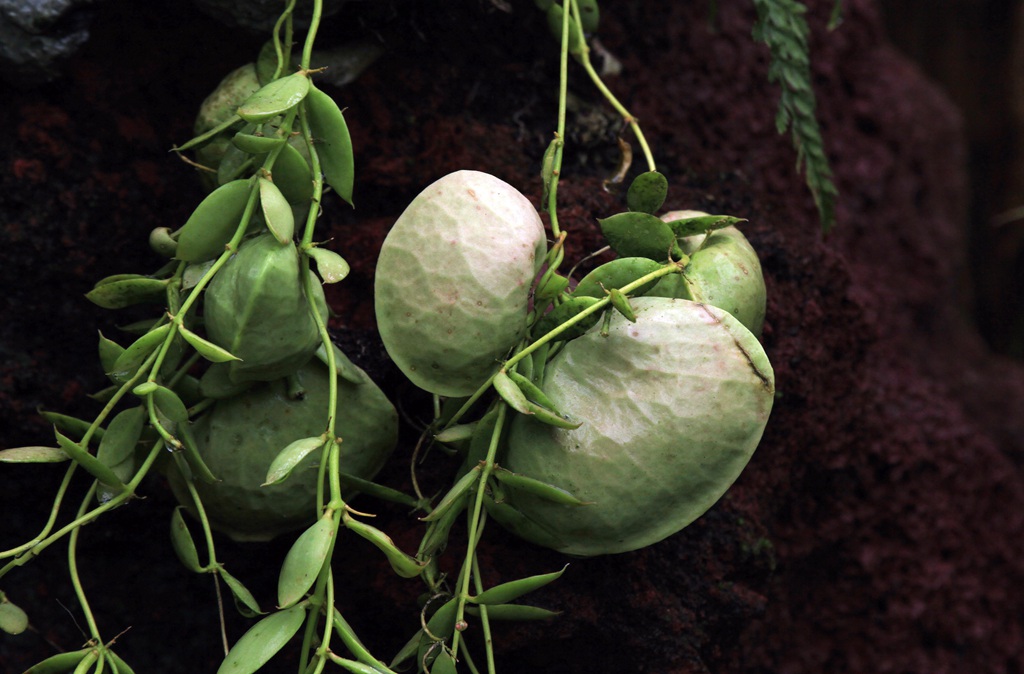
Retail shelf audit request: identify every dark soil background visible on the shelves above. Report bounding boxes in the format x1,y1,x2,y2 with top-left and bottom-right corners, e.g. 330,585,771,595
3,0,1024,672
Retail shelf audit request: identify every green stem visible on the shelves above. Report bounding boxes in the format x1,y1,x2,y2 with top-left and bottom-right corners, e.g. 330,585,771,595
170,452,220,571
68,483,103,642
0,461,76,559
471,554,496,674
450,405,506,658
1,440,164,576
546,0,574,238
300,0,323,70
568,0,656,172
443,262,680,430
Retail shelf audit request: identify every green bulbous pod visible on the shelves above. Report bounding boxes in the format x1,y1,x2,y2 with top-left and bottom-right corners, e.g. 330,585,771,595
167,358,398,542
500,297,774,556
648,210,767,337
203,233,327,382
374,170,547,397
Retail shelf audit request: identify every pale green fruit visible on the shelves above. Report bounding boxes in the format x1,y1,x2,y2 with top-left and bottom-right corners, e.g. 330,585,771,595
501,297,774,556
374,170,547,397
649,210,767,337
168,358,398,542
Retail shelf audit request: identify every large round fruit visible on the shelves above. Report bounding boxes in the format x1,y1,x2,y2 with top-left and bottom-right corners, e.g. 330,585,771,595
168,357,398,542
649,210,767,337
500,297,774,556
374,170,547,397
204,233,328,383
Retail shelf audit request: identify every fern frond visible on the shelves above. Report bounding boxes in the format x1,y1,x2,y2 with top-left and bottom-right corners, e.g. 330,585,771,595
752,0,839,231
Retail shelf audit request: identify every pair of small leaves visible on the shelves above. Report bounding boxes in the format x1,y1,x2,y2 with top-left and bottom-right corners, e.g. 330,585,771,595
85,274,169,310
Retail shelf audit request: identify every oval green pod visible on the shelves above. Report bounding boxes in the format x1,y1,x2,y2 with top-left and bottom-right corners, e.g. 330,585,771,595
572,257,664,298
374,171,547,397
259,176,295,243
278,515,335,608
305,84,355,205
176,180,252,262
503,297,775,556
217,605,306,674
237,72,310,123
167,358,397,542
203,234,326,382
85,276,168,309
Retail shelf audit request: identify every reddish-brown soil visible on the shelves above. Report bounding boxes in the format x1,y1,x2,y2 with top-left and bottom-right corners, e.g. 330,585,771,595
2,1,1022,672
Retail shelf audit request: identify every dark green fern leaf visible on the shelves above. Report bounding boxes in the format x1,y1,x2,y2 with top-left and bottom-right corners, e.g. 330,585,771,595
752,0,839,231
